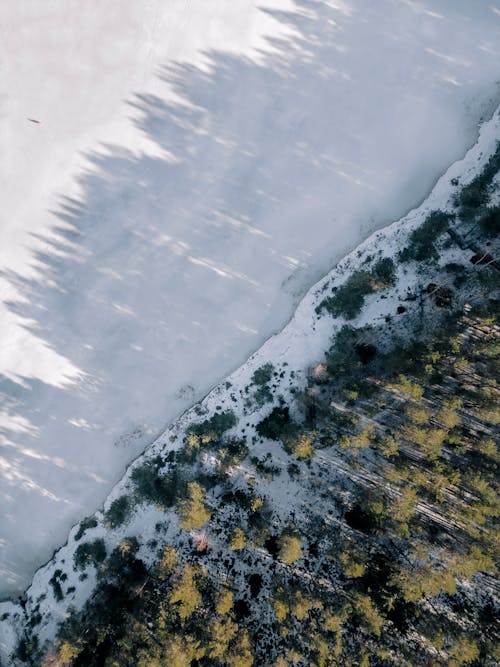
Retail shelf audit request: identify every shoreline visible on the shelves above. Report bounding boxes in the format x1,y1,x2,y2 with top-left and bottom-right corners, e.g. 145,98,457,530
1,97,495,607
1,101,498,663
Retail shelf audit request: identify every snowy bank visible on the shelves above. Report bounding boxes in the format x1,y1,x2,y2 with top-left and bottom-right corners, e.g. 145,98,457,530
1,93,498,665
1,0,500,600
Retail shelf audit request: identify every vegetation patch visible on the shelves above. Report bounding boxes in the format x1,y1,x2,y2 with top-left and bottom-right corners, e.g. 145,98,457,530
74,516,98,541
187,410,237,441
454,142,500,218
478,205,500,237
104,495,131,529
399,210,454,262
317,257,396,319
48,570,66,602
73,539,107,571
131,458,183,507
250,363,275,405
22,160,500,667
255,406,297,442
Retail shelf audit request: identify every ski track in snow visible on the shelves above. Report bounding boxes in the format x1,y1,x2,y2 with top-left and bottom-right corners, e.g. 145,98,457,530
0,0,500,607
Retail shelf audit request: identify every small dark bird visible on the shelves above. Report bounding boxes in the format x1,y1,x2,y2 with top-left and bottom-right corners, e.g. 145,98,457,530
27,118,41,124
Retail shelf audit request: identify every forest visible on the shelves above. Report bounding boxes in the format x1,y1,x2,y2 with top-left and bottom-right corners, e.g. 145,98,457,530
15,146,500,667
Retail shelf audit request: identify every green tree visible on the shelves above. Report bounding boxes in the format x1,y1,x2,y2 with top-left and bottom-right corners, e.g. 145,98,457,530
158,545,179,579
230,527,247,551
292,433,314,459
177,482,211,531
57,641,80,665
279,534,303,564
170,565,203,619
353,594,385,636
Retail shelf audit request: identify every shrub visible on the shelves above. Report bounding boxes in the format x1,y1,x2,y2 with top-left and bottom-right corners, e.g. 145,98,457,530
56,641,81,665
318,270,373,320
390,374,424,399
339,552,365,579
251,363,274,386
353,594,385,636
256,406,296,441
218,438,249,471
273,598,288,621
74,539,107,570
74,516,98,541
254,384,273,406
455,142,500,218
188,411,237,443
478,206,500,237
132,460,182,507
392,486,418,524
400,210,454,262
371,257,396,288
251,496,264,512
448,637,480,666
249,364,275,405
290,591,314,620
379,435,398,458
104,495,131,529
318,258,396,320
349,424,375,450
49,570,64,601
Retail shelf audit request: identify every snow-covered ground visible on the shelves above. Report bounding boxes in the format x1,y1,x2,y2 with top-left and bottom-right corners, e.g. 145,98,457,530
0,0,499,599
1,96,498,666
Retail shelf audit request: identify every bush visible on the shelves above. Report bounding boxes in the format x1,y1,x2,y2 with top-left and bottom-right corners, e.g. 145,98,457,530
104,495,131,529
180,412,238,464
132,460,182,507
74,539,107,570
254,384,273,406
290,591,314,620
218,439,249,471
318,258,396,320
49,570,65,601
455,142,500,218
318,270,373,320
186,411,237,445
74,516,98,541
216,589,234,615
251,363,274,386
56,641,81,665
478,206,500,237
400,210,454,262
256,406,296,441
371,257,396,288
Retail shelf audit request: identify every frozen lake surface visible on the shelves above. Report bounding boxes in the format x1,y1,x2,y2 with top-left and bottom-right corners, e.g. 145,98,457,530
0,0,499,597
